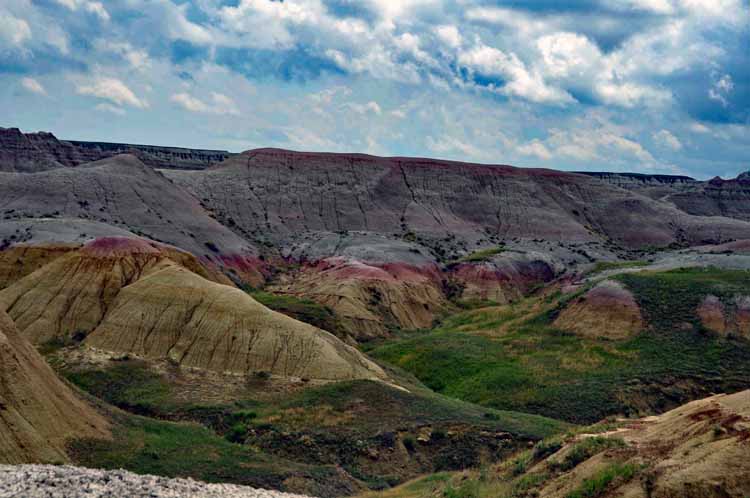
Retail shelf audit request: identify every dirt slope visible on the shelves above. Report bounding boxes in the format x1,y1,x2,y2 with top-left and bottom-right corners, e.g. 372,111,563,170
84,261,388,380
0,311,109,464
0,154,263,282
554,280,644,340
166,148,750,251
0,237,221,344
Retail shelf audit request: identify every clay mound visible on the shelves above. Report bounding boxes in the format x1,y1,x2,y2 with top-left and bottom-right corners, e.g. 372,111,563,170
0,311,109,464
271,257,447,340
84,263,387,381
0,237,224,344
697,294,750,339
449,253,556,303
554,280,643,340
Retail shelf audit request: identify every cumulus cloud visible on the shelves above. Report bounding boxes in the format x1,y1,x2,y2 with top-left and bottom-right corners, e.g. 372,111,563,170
76,77,148,109
170,92,240,116
54,0,109,21
0,12,31,46
1,0,749,178
653,129,683,150
21,77,46,96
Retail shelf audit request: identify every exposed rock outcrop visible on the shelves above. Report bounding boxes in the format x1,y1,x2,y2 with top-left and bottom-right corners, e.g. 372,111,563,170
0,154,263,282
554,280,644,339
85,262,387,380
0,311,109,464
697,294,750,338
271,258,446,340
0,237,224,344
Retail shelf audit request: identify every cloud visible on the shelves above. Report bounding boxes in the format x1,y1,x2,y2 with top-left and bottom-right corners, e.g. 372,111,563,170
517,140,553,161
76,77,148,108
653,129,683,150
346,101,382,115
708,73,734,107
21,77,46,96
170,92,240,115
458,42,573,104
0,13,31,46
54,0,110,21
95,103,125,115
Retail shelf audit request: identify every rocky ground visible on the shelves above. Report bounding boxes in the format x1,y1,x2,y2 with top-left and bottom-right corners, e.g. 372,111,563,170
0,465,313,498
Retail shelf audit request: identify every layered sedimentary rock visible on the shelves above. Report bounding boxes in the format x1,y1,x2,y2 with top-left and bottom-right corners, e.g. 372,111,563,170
697,294,750,338
272,257,447,340
165,148,750,251
0,237,385,381
554,280,644,339
512,390,750,497
0,237,222,344
448,252,557,303
85,262,387,380
0,154,264,283
68,141,232,170
0,311,109,464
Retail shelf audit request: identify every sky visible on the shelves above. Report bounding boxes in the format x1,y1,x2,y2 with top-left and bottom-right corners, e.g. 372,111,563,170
0,0,748,179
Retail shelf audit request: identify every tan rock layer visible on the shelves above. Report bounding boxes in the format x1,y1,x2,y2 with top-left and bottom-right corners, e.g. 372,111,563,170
0,311,109,464
554,280,643,340
85,263,387,381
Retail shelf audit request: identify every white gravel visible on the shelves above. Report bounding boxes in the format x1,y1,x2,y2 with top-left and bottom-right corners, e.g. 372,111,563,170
0,465,314,498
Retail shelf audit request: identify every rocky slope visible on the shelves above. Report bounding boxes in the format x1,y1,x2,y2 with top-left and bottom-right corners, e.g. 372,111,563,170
0,154,264,283
0,237,386,381
0,465,313,498
0,310,109,464
165,148,750,250
0,127,231,172
378,390,750,498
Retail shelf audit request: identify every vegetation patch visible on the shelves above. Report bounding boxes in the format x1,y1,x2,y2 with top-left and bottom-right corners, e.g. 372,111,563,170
370,268,750,423
565,462,641,498
453,246,506,264
246,289,347,337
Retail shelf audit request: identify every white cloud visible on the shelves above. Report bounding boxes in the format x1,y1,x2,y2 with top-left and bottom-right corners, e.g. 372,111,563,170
689,122,710,134
95,103,126,115
709,73,734,107
21,77,47,96
653,129,683,150
434,25,462,48
0,13,31,46
458,42,573,104
170,92,240,115
54,0,109,21
76,77,148,108
517,140,553,160
346,101,382,115
97,41,151,71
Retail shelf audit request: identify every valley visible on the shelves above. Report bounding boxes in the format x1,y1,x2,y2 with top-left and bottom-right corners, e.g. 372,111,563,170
1,129,750,497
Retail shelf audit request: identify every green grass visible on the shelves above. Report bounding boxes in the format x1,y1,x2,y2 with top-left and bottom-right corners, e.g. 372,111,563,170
454,246,506,263
68,413,340,493
246,290,347,337
550,437,625,472
369,268,750,424
590,260,647,274
565,462,641,498
65,360,172,415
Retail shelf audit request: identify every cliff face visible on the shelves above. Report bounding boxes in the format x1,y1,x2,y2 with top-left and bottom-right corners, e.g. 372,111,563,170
165,148,750,251
0,128,231,171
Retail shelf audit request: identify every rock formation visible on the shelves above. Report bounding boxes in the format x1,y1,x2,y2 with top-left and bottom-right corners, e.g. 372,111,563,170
0,310,109,464
85,261,387,380
554,280,644,340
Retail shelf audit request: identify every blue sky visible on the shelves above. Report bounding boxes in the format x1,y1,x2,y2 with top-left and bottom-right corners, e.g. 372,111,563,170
1,0,748,179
